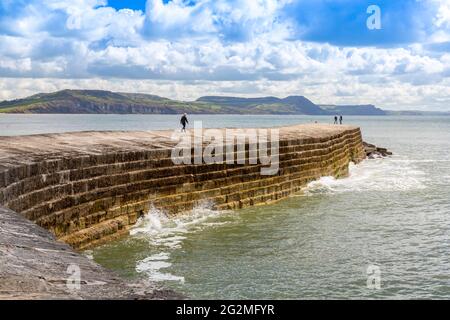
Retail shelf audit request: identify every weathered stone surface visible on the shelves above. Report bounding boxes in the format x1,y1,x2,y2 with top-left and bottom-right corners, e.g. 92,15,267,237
0,124,366,250
0,206,183,300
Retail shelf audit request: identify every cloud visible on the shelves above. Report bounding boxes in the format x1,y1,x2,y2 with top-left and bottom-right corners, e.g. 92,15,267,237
432,0,450,29
0,0,448,110
141,0,293,42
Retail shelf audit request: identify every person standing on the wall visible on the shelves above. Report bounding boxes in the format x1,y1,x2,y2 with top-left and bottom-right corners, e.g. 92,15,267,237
180,113,189,132
339,115,343,125
334,115,338,124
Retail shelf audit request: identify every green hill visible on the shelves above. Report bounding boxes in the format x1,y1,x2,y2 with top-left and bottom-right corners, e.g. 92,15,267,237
0,89,387,115
0,90,234,114
197,95,328,115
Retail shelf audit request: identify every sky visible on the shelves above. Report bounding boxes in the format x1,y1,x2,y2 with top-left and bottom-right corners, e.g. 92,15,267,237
0,0,449,110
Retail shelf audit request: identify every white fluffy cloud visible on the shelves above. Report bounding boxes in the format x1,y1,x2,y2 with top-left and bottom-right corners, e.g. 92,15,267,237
0,0,449,110
432,0,450,28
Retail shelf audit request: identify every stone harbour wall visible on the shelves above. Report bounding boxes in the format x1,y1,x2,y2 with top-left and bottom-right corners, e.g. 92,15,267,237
0,124,365,250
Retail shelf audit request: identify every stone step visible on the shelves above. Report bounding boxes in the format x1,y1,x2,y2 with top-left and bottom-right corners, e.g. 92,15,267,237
8,134,360,212
34,151,353,237
23,142,356,223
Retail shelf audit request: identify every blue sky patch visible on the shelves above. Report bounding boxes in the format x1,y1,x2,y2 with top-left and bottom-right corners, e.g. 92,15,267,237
106,0,147,11
284,0,436,47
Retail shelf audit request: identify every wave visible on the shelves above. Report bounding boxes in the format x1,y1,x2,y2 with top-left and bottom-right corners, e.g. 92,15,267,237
132,157,429,282
304,158,428,195
131,202,234,247
132,202,235,283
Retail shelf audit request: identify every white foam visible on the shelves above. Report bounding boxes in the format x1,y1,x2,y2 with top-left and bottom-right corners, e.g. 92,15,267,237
304,158,428,195
141,252,170,261
130,206,171,236
131,202,235,245
131,202,235,283
136,252,185,283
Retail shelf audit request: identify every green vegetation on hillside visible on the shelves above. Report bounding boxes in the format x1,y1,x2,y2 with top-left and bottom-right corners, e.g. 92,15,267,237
0,90,233,114
0,89,387,115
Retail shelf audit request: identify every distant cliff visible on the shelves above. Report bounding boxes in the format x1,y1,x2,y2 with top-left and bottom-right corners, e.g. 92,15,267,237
0,89,387,115
319,104,386,115
196,95,329,115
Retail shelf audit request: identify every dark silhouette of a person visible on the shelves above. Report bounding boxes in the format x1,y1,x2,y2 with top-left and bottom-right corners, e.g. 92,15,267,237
180,113,189,132
339,115,343,125
334,115,338,124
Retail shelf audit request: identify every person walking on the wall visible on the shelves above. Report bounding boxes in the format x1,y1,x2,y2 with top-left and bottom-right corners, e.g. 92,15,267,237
334,115,338,124
180,113,189,132
339,115,343,125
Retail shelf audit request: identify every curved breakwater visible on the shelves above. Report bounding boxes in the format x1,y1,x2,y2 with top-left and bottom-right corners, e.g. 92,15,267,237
0,124,364,250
